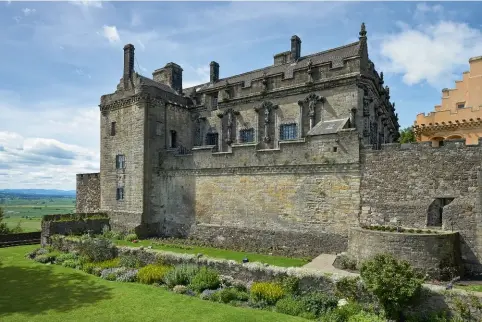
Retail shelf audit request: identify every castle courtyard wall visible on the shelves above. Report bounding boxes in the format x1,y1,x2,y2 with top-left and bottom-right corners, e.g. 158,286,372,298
360,140,482,275
75,173,100,213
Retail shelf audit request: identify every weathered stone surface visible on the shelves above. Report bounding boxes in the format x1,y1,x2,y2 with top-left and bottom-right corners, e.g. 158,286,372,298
347,228,463,279
76,173,100,213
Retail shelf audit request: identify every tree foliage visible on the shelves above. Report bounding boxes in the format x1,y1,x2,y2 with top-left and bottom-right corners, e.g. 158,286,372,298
399,127,416,143
0,207,10,234
360,253,424,320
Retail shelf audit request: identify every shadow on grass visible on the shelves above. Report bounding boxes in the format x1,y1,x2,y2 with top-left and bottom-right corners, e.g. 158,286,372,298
0,264,113,317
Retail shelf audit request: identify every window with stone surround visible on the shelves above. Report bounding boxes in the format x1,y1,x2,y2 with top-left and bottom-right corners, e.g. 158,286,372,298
116,187,124,200
457,102,465,109
115,154,125,169
211,96,218,109
280,123,297,140
170,130,177,148
206,132,218,146
111,122,116,136
239,128,254,143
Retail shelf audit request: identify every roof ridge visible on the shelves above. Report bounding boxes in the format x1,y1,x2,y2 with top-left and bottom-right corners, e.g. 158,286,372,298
184,40,361,92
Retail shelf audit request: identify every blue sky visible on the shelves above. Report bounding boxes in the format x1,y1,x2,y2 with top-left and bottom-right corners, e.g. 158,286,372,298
1,1,482,190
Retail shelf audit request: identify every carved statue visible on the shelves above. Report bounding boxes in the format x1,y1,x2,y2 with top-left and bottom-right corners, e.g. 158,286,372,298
308,98,317,117
264,106,270,124
359,22,367,37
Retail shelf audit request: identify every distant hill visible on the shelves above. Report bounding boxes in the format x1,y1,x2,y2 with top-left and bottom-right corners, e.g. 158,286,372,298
0,189,76,197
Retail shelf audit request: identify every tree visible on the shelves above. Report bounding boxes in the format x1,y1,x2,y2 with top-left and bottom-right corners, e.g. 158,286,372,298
399,127,416,143
0,207,10,234
360,254,424,320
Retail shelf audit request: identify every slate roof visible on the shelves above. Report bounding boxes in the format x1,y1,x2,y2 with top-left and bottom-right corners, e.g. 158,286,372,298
138,75,179,95
306,118,350,136
183,41,361,94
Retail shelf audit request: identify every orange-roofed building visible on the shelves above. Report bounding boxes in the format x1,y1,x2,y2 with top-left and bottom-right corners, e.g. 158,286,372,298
413,56,482,146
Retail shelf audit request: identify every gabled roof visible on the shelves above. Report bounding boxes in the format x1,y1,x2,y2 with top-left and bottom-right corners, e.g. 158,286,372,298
183,41,361,94
138,75,179,95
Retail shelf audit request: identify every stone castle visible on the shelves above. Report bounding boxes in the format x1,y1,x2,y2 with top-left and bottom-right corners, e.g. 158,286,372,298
76,24,482,277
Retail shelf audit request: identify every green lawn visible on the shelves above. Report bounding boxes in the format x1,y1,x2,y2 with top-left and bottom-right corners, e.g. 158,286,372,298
0,245,304,322
3,217,42,232
455,284,482,292
115,239,309,267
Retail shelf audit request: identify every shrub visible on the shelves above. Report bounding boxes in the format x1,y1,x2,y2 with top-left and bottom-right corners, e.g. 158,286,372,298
164,264,199,288
360,253,424,320
81,263,103,276
212,287,249,304
56,253,78,264
96,258,120,269
77,236,117,262
348,311,385,322
100,268,118,281
189,267,221,293
26,247,48,259
278,276,300,295
34,254,52,264
115,268,138,282
173,285,188,294
119,253,142,268
200,289,219,301
275,297,304,317
62,259,81,269
138,264,172,285
125,233,138,242
299,292,338,317
250,282,286,305
335,276,370,302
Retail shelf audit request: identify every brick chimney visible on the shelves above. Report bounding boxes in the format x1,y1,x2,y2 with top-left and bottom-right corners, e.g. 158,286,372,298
123,44,135,88
290,35,301,62
152,62,183,94
210,61,219,83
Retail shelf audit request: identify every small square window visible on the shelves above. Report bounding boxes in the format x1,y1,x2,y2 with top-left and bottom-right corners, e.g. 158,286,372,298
206,133,219,146
333,146,338,152
280,123,297,140
115,154,125,169
457,103,465,109
111,122,116,136
116,187,124,200
240,128,254,143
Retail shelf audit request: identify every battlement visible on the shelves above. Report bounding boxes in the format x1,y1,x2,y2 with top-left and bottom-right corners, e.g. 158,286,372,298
362,138,482,153
76,172,100,178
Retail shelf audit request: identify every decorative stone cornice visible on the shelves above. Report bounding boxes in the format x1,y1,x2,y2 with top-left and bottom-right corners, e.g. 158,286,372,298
99,93,151,113
218,75,358,109
414,119,482,134
158,163,359,177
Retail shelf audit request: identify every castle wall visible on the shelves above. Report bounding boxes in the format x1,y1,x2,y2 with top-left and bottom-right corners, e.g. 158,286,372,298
360,140,482,275
76,173,100,213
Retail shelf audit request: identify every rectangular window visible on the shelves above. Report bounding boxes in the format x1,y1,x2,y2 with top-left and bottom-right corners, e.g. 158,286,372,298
239,128,254,143
116,187,124,200
280,123,298,140
457,102,465,109
111,122,116,136
115,154,125,169
206,133,219,146
170,130,177,148
211,96,218,108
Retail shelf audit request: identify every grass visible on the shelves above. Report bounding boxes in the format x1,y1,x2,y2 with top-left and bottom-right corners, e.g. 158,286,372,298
455,284,482,292
1,197,75,232
0,245,304,322
114,239,309,267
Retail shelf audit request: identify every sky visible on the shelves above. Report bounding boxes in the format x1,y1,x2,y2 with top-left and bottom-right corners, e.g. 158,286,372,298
1,0,482,190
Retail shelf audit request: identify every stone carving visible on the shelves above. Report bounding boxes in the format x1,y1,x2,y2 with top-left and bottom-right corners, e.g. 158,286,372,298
261,72,268,92
254,101,278,143
306,59,314,83
217,108,239,145
300,93,324,130
359,22,367,37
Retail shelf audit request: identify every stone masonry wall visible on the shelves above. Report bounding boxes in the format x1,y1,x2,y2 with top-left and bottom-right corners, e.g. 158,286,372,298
360,140,482,275
347,228,462,279
76,173,100,213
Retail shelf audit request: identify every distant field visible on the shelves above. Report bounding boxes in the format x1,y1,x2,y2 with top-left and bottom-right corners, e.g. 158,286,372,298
1,197,75,232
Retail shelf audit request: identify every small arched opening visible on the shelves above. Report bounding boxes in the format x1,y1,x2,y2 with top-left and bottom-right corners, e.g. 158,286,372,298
431,136,445,147
427,198,454,228
446,135,463,141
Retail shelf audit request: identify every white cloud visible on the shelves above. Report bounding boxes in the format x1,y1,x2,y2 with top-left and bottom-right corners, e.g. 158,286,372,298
378,21,482,88
101,25,120,43
22,8,36,16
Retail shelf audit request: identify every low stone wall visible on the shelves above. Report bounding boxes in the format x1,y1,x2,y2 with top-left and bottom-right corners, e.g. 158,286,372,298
347,228,462,279
49,236,482,320
0,232,41,247
156,223,347,258
41,213,110,246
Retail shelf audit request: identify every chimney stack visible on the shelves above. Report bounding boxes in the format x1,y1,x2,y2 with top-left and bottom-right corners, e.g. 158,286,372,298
210,61,219,83
152,62,183,94
290,35,301,62
123,44,135,88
